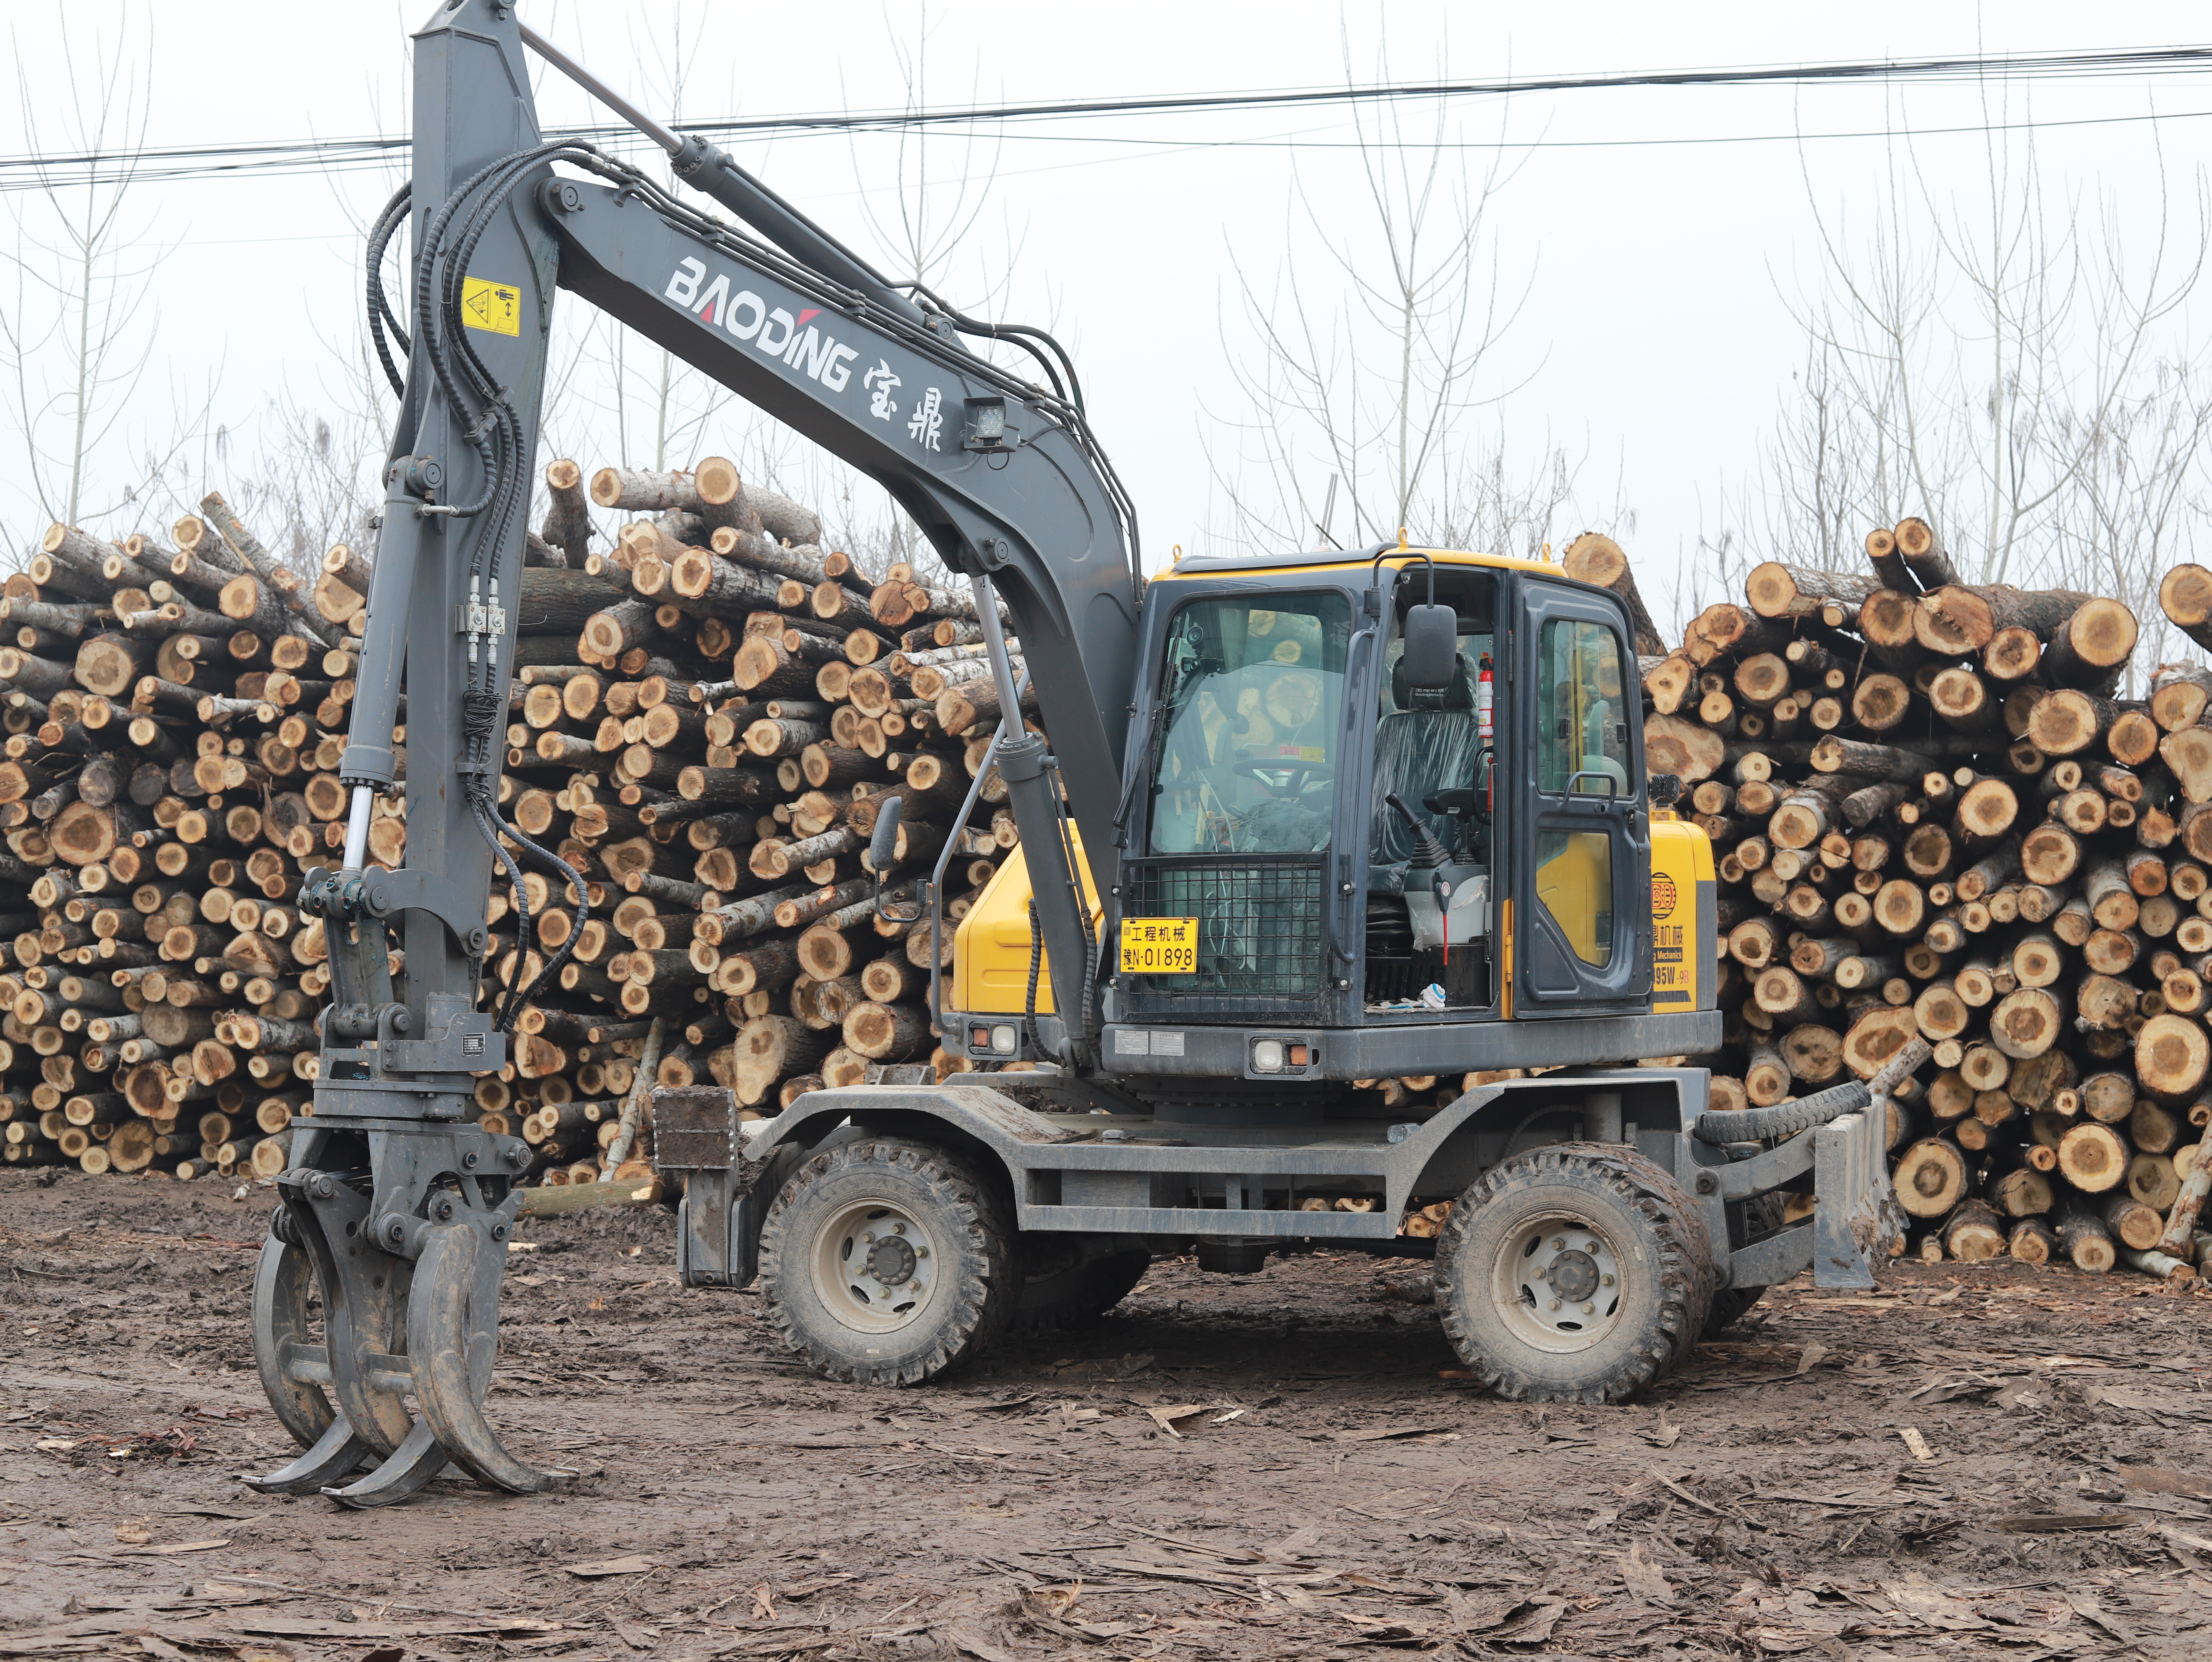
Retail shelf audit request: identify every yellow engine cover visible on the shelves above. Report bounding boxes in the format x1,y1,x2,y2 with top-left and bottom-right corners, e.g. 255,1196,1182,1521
1648,812,1715,1013
951,833,1103,1015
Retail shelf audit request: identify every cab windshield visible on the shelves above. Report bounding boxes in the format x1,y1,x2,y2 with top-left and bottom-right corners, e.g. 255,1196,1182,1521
1146,592,1351,855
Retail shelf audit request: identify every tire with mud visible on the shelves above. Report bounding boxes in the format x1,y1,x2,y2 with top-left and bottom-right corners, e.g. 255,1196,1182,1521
758,1136,1016,1385
1704,1193,1791,1337
1434,1141,1717,1404
1012,1243,1152,1333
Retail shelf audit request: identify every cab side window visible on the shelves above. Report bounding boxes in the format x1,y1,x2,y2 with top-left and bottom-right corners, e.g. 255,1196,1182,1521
1533,618,1629,967
1537,620,1629,795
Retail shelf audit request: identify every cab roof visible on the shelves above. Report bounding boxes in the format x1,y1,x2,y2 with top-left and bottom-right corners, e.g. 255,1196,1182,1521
1152,543,1568,584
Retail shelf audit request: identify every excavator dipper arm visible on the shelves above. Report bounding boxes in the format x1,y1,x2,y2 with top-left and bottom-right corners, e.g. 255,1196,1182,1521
250,0,1137,1505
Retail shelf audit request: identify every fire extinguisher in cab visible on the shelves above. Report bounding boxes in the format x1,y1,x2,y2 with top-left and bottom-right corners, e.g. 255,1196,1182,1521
1477,654,1495,744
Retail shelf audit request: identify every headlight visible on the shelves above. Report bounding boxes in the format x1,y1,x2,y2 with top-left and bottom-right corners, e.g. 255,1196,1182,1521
1252,1039,1286,1072
990,1024,1018,1055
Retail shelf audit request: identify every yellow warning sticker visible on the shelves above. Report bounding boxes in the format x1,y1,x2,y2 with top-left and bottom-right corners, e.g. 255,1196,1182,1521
462,276,522,336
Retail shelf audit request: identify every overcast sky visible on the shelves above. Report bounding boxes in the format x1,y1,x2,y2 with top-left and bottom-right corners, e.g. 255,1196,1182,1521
4,1,2210,636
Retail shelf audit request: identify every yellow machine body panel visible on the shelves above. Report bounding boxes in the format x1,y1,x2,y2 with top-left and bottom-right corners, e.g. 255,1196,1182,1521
1535,831,1613,965
1648,811,1715,1014
952,833,1104,1016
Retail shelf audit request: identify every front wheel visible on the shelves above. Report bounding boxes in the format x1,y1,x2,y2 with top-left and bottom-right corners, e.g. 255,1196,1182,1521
1435,1142,1716,1404
758,1136,1017,1385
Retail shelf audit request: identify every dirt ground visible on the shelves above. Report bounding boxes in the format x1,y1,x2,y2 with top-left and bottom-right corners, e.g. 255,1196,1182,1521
2,1170,2209,1662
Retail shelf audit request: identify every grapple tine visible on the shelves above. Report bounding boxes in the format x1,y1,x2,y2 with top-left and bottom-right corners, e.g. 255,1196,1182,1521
320,1420,455,1510
408,1223,556,1495
247,1207,373,1491
241,1415,372,1495
251,1232,337,1452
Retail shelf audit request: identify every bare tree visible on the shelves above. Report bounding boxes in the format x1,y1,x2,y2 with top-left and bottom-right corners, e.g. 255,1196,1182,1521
0,2,200,539
1743,84,2212,682
1201,30,1602,563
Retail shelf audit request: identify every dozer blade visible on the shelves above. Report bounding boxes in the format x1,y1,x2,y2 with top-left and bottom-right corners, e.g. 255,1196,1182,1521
405,1222,555,1495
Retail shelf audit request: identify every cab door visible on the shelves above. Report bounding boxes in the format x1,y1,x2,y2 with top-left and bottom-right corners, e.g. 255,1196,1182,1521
1507,579,1652,1015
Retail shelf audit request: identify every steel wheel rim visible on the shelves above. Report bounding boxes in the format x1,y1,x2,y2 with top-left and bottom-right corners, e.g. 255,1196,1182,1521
808,1197,939,1335
1490,1213,1624,1353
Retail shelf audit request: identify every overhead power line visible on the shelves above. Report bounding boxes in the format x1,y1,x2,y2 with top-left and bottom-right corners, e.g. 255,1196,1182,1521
3,42,2209,192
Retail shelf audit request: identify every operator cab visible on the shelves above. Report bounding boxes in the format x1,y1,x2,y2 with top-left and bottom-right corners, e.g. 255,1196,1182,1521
1002,545,1660,1064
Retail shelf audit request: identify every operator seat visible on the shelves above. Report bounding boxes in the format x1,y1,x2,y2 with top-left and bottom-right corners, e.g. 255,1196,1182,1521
1371,653,1484,864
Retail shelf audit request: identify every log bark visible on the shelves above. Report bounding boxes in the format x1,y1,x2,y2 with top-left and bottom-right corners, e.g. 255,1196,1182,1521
2155,1119,2212,1254
199,495,330,646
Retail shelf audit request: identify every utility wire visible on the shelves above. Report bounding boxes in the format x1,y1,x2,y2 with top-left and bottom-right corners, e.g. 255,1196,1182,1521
3,43,2210,191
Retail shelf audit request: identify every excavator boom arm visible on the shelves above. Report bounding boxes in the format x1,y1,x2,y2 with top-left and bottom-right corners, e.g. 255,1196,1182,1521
253,0,1136,1509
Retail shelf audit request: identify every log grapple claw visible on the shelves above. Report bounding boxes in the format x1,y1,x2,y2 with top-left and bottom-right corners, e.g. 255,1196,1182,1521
244,1121,556,1508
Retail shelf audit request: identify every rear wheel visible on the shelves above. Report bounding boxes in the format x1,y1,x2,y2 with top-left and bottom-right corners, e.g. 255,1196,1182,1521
759,1136,1016,1385
1435,1142,1716,1404
1013,1242,1152,1332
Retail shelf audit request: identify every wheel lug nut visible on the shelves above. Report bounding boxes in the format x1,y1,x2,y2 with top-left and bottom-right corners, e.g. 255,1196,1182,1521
1548,1299,1562,1312
1601,1274,1615,1286
1581,1302,1595,1314
914,1246,928,1258
892,1223,906,1235
862,1232,875,1243
1551,1237,1566,1250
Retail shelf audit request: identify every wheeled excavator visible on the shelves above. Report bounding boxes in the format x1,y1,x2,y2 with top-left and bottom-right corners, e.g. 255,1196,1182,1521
245,0,1908,1507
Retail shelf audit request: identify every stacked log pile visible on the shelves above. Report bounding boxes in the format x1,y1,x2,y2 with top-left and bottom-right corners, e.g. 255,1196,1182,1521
0,457,1024,1185
0,497,378,1182
486,457,1025,1151
1639,521,2212,1276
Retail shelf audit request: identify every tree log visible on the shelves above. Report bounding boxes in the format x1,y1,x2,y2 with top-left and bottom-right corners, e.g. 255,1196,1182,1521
2158,563,2212,654
1561,533,1664,654
1893,1137,1970,1218
1892,517,1960,590
1744,561,1884,620
2055,1206,2117,1273
2057,1122,2129,1193
1941,1198,2007,1261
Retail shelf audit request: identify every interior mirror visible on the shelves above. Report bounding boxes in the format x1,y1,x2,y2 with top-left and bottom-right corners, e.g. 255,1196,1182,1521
1402,602,1459,689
